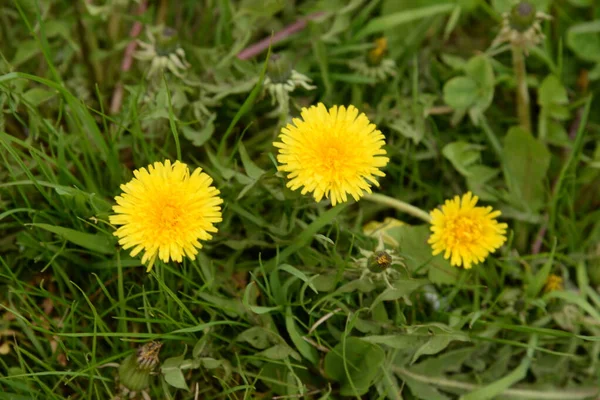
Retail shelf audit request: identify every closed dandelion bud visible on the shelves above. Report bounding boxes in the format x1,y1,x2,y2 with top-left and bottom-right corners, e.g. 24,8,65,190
266,53,293,84
368,251,393,273
118,341,162,391
509,2,536,32
156,27,179,54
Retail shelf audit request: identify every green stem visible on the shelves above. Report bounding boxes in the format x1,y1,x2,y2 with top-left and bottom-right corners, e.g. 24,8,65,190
512,45,532,133
394,367,598,399
479,115,503,159
364,193,431,223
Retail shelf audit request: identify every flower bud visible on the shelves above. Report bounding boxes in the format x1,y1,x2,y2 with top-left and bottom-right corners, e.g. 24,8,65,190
509,1,537,33
266,53,293,84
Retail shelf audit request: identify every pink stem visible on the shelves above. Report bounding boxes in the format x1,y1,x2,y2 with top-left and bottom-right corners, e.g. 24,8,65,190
531,215,548,255
110,0,148,114
237,12,325,60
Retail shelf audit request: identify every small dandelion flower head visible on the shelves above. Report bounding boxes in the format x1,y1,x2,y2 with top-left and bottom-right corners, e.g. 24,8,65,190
368,37,388,66
428,192,508,269
109,160,223,272
544,274,563,293
368,250,393,273
349,37,396,82
274,103,389,206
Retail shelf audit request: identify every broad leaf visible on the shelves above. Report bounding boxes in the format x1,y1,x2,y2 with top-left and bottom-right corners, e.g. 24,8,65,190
502,127,551,212
324,337,385,396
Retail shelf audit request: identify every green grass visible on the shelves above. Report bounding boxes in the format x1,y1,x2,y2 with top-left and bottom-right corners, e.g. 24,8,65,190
1,0,600,399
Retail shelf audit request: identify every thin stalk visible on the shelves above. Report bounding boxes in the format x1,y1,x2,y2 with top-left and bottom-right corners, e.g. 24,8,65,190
394,367,599,399
364,193,431,223
479,115,503,159
512,45,532,133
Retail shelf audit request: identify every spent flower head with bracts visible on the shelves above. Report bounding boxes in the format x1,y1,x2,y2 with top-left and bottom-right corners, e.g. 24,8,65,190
110,160,223,272
492,1,551,53
352,236,405,288
135,26,190,78
118,341,162,393
263,54,316,115
274,103,389,206
428,192,507,269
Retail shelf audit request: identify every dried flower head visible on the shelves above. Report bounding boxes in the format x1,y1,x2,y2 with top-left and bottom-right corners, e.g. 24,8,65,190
118,342,162,392
492,1,551,53
352,236,405,288
110,160,223,271
263,55,316,115
135,26,190,78
274,103,389,206
428,192,507,269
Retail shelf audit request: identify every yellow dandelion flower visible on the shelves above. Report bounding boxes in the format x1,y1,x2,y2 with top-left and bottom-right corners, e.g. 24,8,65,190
109,160,223,271
428,192,507,269
544,274,563,292
368,37,388,65
274,103,389,206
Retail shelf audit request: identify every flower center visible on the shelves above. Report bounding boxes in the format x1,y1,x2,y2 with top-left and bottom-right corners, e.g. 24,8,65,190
447,215,482,246
324,147,343,171
157,203,181,232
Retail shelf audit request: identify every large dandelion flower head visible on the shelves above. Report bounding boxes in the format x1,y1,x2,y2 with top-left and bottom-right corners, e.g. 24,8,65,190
109,160,223,271
428,192,507,269
274,103,389,206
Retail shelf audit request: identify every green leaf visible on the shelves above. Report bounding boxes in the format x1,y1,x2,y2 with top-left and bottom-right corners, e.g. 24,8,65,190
502,127,551,212
442,141,484,176
285,308,319,364
181,114,215,147
356,4,455,38
403,375,450,400
443,77,478,110
526,239,557,298
324,337,385,396
538,75,569,108
465,165,499,202
22,88,55,106
243,282,282,314
264,203,349,272
461,336,537,400
411,347,475,375
567,20,600,63
362,335,425,350
236,326,274,350
161,355,189,391
370,280,427,310
11,40,40,67
29,223,114,254
464,55,495,114
279,264,317,294
238,142,265,180
196,292,245,317
256,344,301,361
384,225,458,284
409,324,470,363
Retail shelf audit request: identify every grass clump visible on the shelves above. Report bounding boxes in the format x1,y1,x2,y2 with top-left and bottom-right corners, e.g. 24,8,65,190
1,0,600,399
